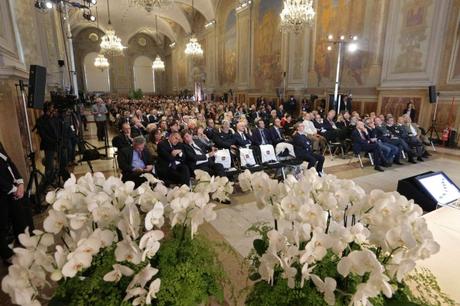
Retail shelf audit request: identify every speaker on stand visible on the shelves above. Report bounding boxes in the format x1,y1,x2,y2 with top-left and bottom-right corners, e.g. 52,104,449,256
426,85,440,142
14,65,47,213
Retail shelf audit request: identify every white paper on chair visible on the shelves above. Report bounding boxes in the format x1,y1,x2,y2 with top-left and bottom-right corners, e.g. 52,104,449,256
215,149,231,169
240,148,257,167
260,144,277,163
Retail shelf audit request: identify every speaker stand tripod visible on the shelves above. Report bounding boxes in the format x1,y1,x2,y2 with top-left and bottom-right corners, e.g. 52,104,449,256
426,93,441,142
16,80,45,213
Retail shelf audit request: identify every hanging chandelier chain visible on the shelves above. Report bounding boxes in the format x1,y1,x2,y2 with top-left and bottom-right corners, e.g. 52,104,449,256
107,0,111,25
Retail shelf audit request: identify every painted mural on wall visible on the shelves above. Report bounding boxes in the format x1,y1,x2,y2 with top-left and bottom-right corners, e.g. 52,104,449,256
254,0,283,91
392,0,434,74
313,0,372,88
222,10,236,84
381,97,421,122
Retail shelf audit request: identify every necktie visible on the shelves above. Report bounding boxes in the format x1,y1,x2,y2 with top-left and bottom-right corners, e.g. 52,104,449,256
241,133,246,141
191,143,202,154
276,128,281,139
260,130,266,144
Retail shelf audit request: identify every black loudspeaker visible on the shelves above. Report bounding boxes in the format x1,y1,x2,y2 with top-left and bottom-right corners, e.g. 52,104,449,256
428,85,437,103
28,65,47,109
397,171,437,212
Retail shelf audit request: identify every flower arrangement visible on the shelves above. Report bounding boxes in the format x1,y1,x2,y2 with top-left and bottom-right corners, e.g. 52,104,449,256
239,165,452,306
1,170,233,306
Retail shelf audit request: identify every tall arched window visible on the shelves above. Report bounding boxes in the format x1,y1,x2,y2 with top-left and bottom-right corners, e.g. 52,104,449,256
133,56,155,93
83,52,110,92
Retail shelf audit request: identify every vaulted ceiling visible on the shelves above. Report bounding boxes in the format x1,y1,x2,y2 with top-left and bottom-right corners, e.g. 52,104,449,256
71,0,216,45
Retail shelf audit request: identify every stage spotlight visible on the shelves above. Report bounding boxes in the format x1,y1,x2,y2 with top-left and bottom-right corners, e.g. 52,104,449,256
45,1,53,9
327,45,332,51
89,0,97,4
352,35,358,41
328,34,333,41
83,11,96,22
340,35,345,40
348,43,358,52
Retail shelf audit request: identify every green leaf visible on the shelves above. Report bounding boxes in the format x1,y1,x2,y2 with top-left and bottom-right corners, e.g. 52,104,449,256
253,239,268,256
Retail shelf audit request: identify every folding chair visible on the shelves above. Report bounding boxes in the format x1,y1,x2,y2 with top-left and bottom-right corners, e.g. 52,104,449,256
259,144,285,178
348,145,374,168
215,149,240,178
323,140,345,160
238,147,264,172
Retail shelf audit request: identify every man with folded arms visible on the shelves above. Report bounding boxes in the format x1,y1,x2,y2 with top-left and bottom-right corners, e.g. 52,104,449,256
117,136,154,188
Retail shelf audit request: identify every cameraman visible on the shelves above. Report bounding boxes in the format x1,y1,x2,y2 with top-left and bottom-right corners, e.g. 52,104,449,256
36,102,58,188
92,97,108,142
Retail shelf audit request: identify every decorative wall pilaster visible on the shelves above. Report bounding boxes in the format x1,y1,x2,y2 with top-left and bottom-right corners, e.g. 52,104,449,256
236,4,251,89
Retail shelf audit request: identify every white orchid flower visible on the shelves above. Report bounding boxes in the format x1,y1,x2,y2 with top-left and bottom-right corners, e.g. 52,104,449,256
145,278,161,305
124,287,147,303
145,202,165,230
311,275,337,306
280,195,301,221
75,237,101,256
189,201,216,239
139,230,164,260
92,228,116,248
103,264,135,282
62,252,92,278
128,265,159,290
45,190,56,204
43,210,68,234
337,249,383,277
237,170,253,192
66,213,88,230
92,203,120,227
115,238,142,265
18,228,40,249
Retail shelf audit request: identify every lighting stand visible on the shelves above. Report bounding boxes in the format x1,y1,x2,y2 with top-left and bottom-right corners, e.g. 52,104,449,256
333,41,344,113
427,93,440,141
15,80,45,213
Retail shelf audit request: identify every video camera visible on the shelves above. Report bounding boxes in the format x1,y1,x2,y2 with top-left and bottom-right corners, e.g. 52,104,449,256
50,91,78,111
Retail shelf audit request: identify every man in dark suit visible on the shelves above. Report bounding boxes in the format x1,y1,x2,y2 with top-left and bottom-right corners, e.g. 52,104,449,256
233,122,253,148
131,118,146,138
292,123,325,174
112,122,133,151
252,119,272,146
181,130,225,177
374,117,416,164
117,136,154,188
269,118,287,145
156,132,191,186
0,144,33,265
387,117,424,161
351,121,385,172
36,103,59,187
147,109,159,124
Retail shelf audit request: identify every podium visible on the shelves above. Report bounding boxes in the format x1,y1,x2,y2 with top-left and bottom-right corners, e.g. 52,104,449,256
397,171,437,212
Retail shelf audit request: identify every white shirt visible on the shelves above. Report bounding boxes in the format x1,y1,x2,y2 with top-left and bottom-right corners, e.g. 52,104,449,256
302,120,317,135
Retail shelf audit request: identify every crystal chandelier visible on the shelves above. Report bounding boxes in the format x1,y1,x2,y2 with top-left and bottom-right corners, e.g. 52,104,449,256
280,0,316,34
185,35,203,57
184,0,203,58
94,53,110,70
100,0,126,56
130,0,175,12
152,55,165,71
151,16,165,71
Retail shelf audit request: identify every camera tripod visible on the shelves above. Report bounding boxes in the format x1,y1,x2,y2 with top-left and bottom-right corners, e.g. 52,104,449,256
16,80,45,213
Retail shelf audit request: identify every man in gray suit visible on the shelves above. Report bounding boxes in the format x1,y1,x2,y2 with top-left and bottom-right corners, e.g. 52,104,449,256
92,98,108,141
